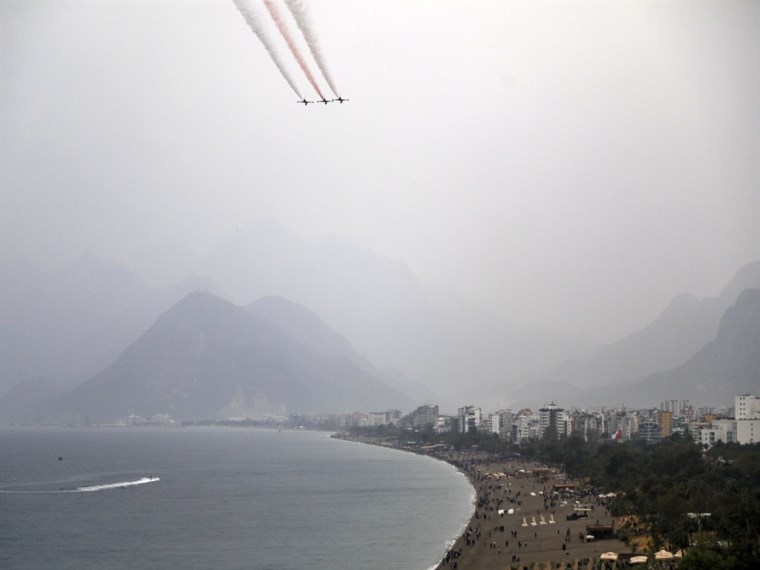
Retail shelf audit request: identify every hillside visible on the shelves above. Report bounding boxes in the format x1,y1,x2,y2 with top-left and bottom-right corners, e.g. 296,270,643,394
50,292,412,422
195,221,598,404
511,288,760,409
505,261,760,407
619,288,760,407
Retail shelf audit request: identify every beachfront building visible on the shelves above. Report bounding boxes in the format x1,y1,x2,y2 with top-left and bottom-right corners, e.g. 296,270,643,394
388,409,403,427
458,405,482,433
404,404,439,430
435,415,455,433
539,402,569,438
367,412,389,427
481,413,497,435
495,409,513,441
513,412,540,443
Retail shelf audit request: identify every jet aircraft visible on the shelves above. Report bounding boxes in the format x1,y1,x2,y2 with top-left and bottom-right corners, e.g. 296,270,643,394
317,97,331,105
297,99,314,105
332,97,349,103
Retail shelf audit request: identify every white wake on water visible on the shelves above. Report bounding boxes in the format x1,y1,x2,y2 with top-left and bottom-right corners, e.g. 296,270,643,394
0,476,160,494
75,476,160,492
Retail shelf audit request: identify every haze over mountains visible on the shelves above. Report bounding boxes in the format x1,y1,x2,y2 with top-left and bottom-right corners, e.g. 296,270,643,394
1,220,758,422
0,221,597,405
506,286,760,410
0,252,225,391
504,261,760,408
47,292,412,422
619,288,760,407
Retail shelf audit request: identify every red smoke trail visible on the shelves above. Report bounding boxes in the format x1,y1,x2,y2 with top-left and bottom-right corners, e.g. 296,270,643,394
232,0,303,98
261,0,325,100
284,0,340,99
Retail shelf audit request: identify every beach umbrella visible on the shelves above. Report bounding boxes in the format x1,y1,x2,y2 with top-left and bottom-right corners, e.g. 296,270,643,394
654,549,673,560
600,552,618,560
629,555,648,564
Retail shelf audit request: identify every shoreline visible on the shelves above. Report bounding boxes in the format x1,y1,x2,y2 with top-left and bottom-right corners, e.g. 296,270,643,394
334,433,629,570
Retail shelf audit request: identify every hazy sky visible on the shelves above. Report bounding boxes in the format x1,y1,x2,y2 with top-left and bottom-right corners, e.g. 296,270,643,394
2,0,759,341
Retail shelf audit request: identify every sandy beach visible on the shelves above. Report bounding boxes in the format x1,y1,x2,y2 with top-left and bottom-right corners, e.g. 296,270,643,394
334,434,631,569
433,453,629,570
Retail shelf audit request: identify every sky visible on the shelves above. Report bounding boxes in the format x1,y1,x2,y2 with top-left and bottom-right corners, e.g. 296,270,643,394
2,0,759,342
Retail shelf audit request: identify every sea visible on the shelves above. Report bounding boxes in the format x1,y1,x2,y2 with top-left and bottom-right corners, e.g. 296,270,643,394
0,427,474,570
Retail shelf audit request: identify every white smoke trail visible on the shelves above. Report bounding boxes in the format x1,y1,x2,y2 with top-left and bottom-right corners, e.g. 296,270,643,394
232,0,303,99
262,0,325,100
284,0,340,98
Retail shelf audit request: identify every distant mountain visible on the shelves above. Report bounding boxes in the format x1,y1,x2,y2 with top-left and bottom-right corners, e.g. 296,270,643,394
195,220,598,405
245,296,439,405
506,260,760,407
597,288,760,407
0,254,225,394
51,292,412,422
246,296,368,366
508,287,760,409
2,222,596,407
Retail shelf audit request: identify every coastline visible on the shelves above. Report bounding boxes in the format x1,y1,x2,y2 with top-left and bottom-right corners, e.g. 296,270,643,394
334,433,628,570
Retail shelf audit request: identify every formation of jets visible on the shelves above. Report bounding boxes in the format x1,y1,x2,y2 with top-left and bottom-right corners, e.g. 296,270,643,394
297,97,349,106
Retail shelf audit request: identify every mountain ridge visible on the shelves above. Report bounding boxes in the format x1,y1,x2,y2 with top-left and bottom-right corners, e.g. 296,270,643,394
45,291,413,422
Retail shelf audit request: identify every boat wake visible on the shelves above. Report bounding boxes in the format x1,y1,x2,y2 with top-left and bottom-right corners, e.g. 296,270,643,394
75,476,160,492
0,476,160,494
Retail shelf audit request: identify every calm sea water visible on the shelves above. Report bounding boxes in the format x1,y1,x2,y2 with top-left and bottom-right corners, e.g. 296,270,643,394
0,427,474,570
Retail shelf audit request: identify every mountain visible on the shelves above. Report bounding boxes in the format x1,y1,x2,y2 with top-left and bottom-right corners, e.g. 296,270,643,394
194,220,598,405
0,254,225,395
2,222,596,407
245,296,439,405
505,260,760,407
596,288,760,407
51,292,413,422
246,295,369,365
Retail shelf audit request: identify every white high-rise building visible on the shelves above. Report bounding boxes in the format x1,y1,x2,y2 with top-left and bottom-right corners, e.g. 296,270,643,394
457,405,481,434
539,402,569,438
735,394,760,420
699,420,736,448
737,420,760,444
734,395,760,445
495,409,513,441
